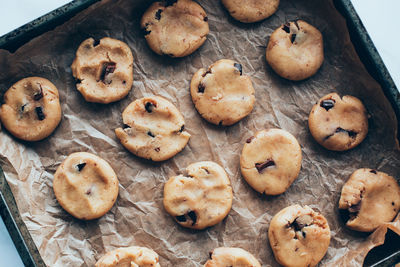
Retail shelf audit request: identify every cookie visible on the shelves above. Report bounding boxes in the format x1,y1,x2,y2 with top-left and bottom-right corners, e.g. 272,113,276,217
339,168,400,232
308,93,368,151
71,37,133,104
0,77,61,141
240,129,302,195
268,205,331,267
221,0,279,23
115,96,190,161
266,20,324,81
140,0,209,57
95,246,160,267
53,152,119,220
204,247,261,267
163,161,233,230
190,59,255,126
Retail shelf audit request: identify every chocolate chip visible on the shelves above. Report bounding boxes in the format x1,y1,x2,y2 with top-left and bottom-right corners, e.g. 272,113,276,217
282,23,290,33
320,99,335,111
302,231,306,238
145,102,155,113
147,131,155,137
93,39,100,46
123,124,131,129
76,163,86,171
290,33,297,44
209,251,213,259
155,147,160,152
122,80,126,84
392,202,395,206
85,188,91,195
204,16,208,22
255,159,275,173
198,83,205,93
20,103,27,112
143,27,151,36
246,136,254,143
294,20,300,30
234,63,242,75
179,125,185,132
164,0,177,6
176,215,186,222
100,62,116,83
187,210,197,225
348,201,361,213
155,9,163,20
370,169,377,174
33,84,43,101
35,106,45,120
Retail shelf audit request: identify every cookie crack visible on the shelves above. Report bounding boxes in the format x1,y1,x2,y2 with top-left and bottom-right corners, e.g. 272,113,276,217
324,127,357,141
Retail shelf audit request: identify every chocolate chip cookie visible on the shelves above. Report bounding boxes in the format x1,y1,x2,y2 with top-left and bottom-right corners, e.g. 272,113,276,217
0,77,61,141
96,246,161,267
71,37,133,104
339,168,400,232
141,0,209,57
163,161,233,230
204,247,261,267
308,93,368,151
268,205,331,267
190,59,255,126
115,96,190,161
53,152,119,220
222,0,279,23
240,129,302,195
266,20,324,81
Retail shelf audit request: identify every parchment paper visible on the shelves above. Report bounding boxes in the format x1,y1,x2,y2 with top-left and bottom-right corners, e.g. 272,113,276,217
0,0,399,266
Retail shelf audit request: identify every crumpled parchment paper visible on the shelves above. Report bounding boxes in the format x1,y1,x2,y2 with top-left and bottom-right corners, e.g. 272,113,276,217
0,0,399,266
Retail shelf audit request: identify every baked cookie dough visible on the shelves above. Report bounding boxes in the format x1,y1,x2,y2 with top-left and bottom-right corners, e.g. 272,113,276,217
53,152,119,220
0,77,61,141
190,59,255,126
308,93,368,151
141,0,209,57
204,247,261,267
268,205,331,267
339,168,400,232
266,20,324,81
71,37,133,104
221,0,279,23
115,96,190,161
163,161,233,230
95,246,161,267
240,129,302,195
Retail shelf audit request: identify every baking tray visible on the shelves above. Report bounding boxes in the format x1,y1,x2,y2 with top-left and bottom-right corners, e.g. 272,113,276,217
0,0,399,266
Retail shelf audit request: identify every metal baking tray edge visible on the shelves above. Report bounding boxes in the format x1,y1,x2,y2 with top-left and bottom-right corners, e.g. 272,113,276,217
0,0,399,266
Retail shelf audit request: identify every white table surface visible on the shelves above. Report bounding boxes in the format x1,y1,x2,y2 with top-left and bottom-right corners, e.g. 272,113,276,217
0,1,399,266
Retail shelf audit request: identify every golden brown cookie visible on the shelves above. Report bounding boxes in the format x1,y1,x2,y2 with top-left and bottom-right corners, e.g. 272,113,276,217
71,37,133,104
95,246,161,267
53,152,119,220
204,247,261,267
190,59,255,126
308,93,368,151
268,205,331,267
140,0,209,57
0,77,61,141
163,161,233,230
339,168,400,232
266,20,324,81
221,0,279,23
240,129,302,195
115,96,190,161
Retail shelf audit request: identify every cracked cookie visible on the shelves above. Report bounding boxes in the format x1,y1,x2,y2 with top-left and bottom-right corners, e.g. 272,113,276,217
53,152,119,220
115,96,190,161
141,0,209,57
308,93,368,151
71,37,133,104
96,246,161,267
163,161,233,230
266,20,324,81
190,59,255,126
222,0,279,23
0,77,61,141
204,247,261,267
268,205,331,267
240,129,302,195
339,168,400,232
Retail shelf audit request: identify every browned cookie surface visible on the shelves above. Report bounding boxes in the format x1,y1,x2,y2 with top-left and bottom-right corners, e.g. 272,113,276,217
96,246,160,267
222,0,279,23
204,247,261,267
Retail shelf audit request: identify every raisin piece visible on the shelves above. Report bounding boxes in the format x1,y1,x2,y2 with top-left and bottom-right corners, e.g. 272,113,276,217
155,9,163,20
145,102,155,113
100,62,116,83
148,131,155,137
246,136,254,143
198,83,205,93
282,23,290,33
290,33,297,44
187,210,197,225
234,63,242,75
176,215,186,222
35,107,45,120
33,84,43,101
76,163,86,171
320,99,335,111
255,159,275,173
